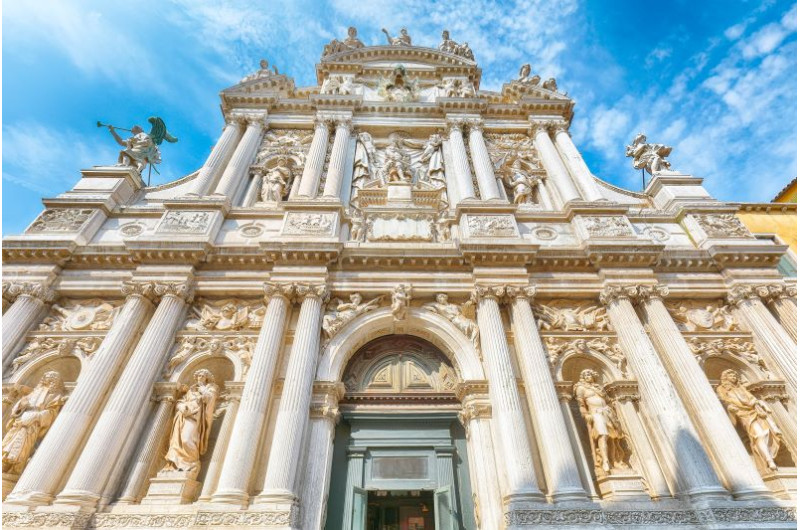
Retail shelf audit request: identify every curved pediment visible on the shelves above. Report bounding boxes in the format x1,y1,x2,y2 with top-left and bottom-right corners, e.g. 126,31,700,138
322,45,477,68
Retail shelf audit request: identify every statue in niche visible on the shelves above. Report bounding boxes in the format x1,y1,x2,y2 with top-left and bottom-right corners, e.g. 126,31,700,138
240,59,279,83
419,133,446,188
163,369,219,476
625,133,673,175
516,63,540,85
322,26,364,57
349,209,366,242
352,132,376,192
377,65,419,102
716,369,783,472
323,293,384,340
423,294,479,350
434,212,451,242
260,158,293,202
501,158,542,204
573,369,630,474
391,284,412,321
382,27,412,46
382,133,415,183
2,371,67,475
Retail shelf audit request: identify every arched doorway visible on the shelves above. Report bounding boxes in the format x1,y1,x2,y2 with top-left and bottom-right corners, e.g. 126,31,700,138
325,335,475,530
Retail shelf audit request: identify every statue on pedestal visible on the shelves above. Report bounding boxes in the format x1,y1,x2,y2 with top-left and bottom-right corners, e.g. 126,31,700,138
101,117,178,174
382,133,415,183
322,27,364,57
516,63,540,86
382,27,412,46
625,133,673,175
419,133,446,188
391,284,412,321
240,59,279,83
573,369,629,474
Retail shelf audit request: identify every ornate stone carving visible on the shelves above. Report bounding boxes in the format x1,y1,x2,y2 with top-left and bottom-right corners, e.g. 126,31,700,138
239,223,265,238
295,283,329,302
419,133,446,188
693,213,751,238
500,158,543,205
546,337,628,378
367,213,434,242
687,337,771,376
159,211,212,234
573,369,632,474
503,507,797,526
641,226,670,242
154,282,194,303
259,157,293,202
516,63,540,85
164,336,255,377
438,30,474,60
283,212,336,236
255,129,313,167
534,301,611,332
434,212,451,242
119,222,145,237
2,371,67,475
323,293,384,340
162,369,219,478
322,26,364,57
263,281,296,301
352,132,377,192
28,208,93,233
391,284,412,321
422,294,479,350
185,299,264,332
437,77,475,98
381,132,415,182
239,59,281,83
465,214,519,238
625,133,672,175
716,369,783,472
320,75,356,95
582,216,632,238
37,299,121,331
2,281,56,304
665,300,740,332
381,27,411,46
12,336,102,373
376,65,419,102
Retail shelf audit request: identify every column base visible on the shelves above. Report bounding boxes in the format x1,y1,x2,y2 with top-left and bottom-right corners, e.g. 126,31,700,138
4,486,56,508
53,489,101,508
684,484,731,502
502,489,546,511
210,488,251,507
141,470,200,505
253,488,298,506
3,472,20,499
548,486,590,503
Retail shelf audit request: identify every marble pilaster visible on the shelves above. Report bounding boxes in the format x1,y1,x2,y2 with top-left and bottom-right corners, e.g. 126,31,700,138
552,123,604,201
530,120,581,204
446,118,476,201
466,120,502,201
186,120,244,196
321,117,353,199
213,114,267,198
296,119,331,198
761,285,798,342
2,281,55,372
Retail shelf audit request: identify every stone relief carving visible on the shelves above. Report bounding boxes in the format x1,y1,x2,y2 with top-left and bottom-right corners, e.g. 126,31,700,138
38,299,121,332
322,26,364,57
320,75,356,95
534,301,611,332
162,369,219,478
625,133,672,175
238,222,265,238
573,369,632,474
28,209,93,233
419,133,446,188
323,293,384,340
437,77,475,98
582,216,632,238
376,65,419,102
12,336,102,373
422,294,479,351
3,281,57,305
164,336,255,377
283,212,335,236
381,27,412,46
546,337,628,378
716,369,783,472
159,211,211,234
641,226,670,242
465,215,518,238
687,337,771,376
2,371,68,476
381,132,415,182
693,213,752,238
185,299,264,332
434,212,451,242
349,209,366,242
438,30,474,60
391,284,412,321
119,222,146,237
665,300,739,332
255,129,313,167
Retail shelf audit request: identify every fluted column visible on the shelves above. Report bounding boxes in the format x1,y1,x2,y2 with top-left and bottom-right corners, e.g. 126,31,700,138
507,286,586,501
6,281,156,506
553,385,600,499
446,118,476,201
600,285,726,500
530,120,581,204
321,118,353,198
2,281,55,371
341,449,365,530
258,283,327,503
728,285,797,398
297,119,331,198
116,384,179,504
762,284,797,342
187,120,244,195
473,285,543,503
299,383,343,530
241,172,263,207
552,122,604,201
213,114,267,198
198,383,243,501
467,120,502,200
55,281,192,507
212,282,294,505
634,284,771,499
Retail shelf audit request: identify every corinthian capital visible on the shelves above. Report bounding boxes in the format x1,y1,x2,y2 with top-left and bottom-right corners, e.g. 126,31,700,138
263,281,296,302
295,283,329,303
445,116,468,133
631,284,669,304
528,118,555,136
551,120,569,134
465,118,484,133
599,285,638,306
760,283,797,303
726,285,762,306
153,281,195,303
472,284,507,303
2,281,57,304
505,285,536,303
121,280,157,302
600,284,667,306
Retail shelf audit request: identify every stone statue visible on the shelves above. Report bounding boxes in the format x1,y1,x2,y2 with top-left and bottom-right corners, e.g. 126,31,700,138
382,27,411,46
516,63,540,85
534,302,610,331
163,369,219,476
2,371,67,475
240,59,279,83
573,369,629,474
320,75,355,95
352,132,376,191
625,133,673,175
322,26,364,57
434,212,451,242
423,294,479,350
391,284,412,321
261,159,292,202
382,133,414,183
377,65,419,102
419,133,446,187
103,117,178,174
438,77,475,98
438,30,474,60
323,293,384,339
189,301,251,331
541,77,558,91
667,301,738,332
716,369,782,472
502,158,541,204
350,209,366,242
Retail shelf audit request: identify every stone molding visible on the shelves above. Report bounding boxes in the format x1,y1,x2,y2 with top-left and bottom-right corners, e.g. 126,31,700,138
504,506,796,526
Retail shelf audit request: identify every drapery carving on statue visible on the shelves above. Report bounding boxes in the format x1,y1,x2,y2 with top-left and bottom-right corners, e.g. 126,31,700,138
164,336,255,378
2,371,67,476
573,369,632,475
356,132,445,190
255,129,313,168
27,208,94,233
419,133,446,189
693,214,752,239
376,65,419,102
162,369,219,479
258,156,295,203
582,216,632,238
437,77,475,98
322,26,364,57
716,369,783,473
687,337,772,377
12,336,102,374
534,301,611,332
434,212,451,242
422,294,480,352
320,75,358,95
323,293,384,341
352,132,377,194
438,30,475,60
185,299,265,332
665,300,739,332
37,299,121,332
546,337,628,379
498,157,543,205
391,284,412,321
381,27,412,46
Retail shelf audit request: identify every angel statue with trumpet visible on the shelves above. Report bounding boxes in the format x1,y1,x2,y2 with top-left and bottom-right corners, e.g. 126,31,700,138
98,116,178,175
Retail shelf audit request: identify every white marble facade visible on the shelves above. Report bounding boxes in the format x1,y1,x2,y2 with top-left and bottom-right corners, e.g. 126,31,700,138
1,28,797,530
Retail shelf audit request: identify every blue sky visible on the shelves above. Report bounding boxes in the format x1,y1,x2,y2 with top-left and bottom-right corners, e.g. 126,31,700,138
3,0,797,235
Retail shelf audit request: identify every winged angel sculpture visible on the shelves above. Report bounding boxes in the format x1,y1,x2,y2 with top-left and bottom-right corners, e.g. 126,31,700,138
101,117,178,174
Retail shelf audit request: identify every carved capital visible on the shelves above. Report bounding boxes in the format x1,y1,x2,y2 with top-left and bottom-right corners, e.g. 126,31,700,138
263,281,295,302
465,118,484,133
747,380,789,403
152,382,181,403
295,283,329,303
2,281,56,304
454,380,489,402
599,285,638,306
726,285,762,306
334,117,353,132
760,283,797,304
551,120,570,134
604,381,640,403
121,280,157,303
554,381,574,402
632,284,669,304
528,119,555,137
445,117,467,133
505,285,536,303
472,285,507,303
458,402,492,426
153,281,194,304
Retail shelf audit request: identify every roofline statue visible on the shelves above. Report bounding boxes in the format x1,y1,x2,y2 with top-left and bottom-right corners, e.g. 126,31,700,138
625,133,673,175
99,117,178,176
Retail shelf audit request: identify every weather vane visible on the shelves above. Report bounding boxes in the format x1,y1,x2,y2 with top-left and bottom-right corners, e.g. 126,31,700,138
97,116,178,184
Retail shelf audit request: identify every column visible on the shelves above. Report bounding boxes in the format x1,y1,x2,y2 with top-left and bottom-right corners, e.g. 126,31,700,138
473,286,543,503
341,449,365,530
258,283,327,503
6,281,156,506
728,285,797,398
241,172,263,207
446,118,476,201
600,285,727,500
212,282,294,505
198,383,243,501
2,281,55,371
187,120,244,195
635,284,771,499
55,281,192,507
322,117,353,198
466,120,502,201
213,114,267,198
530,120,581,204
116,384,178,504
507,286,587,501
296,119,331,198
552,123,604,201
298,384,342,530
763,285,797,342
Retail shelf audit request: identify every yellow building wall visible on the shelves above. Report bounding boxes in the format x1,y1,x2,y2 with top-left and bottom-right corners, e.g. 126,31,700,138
738,209,797,253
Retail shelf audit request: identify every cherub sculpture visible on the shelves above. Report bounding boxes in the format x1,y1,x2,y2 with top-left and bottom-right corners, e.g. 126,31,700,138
423,294,479,350
323,293,384,339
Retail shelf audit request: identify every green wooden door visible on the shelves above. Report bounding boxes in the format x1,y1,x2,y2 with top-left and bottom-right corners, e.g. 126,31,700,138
434,486,456,530
351,487,368,530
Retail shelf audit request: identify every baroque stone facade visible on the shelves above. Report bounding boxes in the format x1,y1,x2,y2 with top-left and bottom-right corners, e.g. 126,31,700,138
1,27,797,530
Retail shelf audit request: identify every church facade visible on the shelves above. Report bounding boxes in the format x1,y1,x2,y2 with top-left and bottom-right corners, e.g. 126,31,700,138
2,27,797,529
